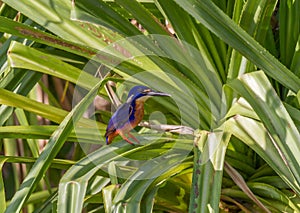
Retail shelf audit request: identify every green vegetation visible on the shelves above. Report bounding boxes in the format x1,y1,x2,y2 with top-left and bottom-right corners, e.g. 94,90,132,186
0,0,300,212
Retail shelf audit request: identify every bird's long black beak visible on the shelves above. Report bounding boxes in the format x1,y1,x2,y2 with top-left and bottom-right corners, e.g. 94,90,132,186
147,91,171,97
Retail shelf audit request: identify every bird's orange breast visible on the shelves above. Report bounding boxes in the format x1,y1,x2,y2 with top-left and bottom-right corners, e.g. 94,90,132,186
130,100,145,128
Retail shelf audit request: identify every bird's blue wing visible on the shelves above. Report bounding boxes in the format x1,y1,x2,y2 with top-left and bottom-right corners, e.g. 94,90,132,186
105,102,133,136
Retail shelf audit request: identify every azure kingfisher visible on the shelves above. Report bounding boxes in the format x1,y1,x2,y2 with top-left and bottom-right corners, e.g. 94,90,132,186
105,85,170,145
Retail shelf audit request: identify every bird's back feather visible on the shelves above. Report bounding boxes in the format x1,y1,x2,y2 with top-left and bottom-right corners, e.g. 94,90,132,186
105,102,133,137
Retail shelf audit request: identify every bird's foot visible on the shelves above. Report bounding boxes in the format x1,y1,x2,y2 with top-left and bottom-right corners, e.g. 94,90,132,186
128,133,140,144
124,138,135,145
119,132,138,145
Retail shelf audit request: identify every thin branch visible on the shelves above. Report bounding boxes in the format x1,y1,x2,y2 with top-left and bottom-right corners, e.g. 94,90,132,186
138,121,194,135
96,65,121,108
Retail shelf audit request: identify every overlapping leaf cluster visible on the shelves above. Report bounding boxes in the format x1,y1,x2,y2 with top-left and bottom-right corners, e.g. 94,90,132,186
0,0,300,212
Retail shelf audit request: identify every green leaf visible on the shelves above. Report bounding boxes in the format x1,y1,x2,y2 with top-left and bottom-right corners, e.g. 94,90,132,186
2,0,111,49
112,150,191,212
157,0,227,82
189,128,231,212
279,0,300,67
173,0,300,93
58,181,87,213
248,182,300,212
0,88,101,128
0,155,74,170
284,103,300,131
102,185,120,213
224,162,270,213
227,115,300,195
57,141,150,212
5,78,105,212
227,0,276,89
291,36,300,77
115,0,170,35
228,71,300,189
0,158,8,213
72,0,141,36
7,41,98,90
0,125,104,143
14,108,39,157
0,16,97,58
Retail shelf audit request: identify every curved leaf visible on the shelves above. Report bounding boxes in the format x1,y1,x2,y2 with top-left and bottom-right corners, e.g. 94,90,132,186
5,78,105,212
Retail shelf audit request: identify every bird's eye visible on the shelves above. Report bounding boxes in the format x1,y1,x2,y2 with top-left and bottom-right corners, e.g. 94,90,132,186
142,89,151,94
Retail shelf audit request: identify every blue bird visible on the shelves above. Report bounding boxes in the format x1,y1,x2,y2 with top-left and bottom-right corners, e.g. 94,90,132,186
105,85,170,145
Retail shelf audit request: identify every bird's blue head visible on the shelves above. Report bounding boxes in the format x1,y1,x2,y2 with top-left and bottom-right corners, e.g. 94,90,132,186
127,85,170,102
